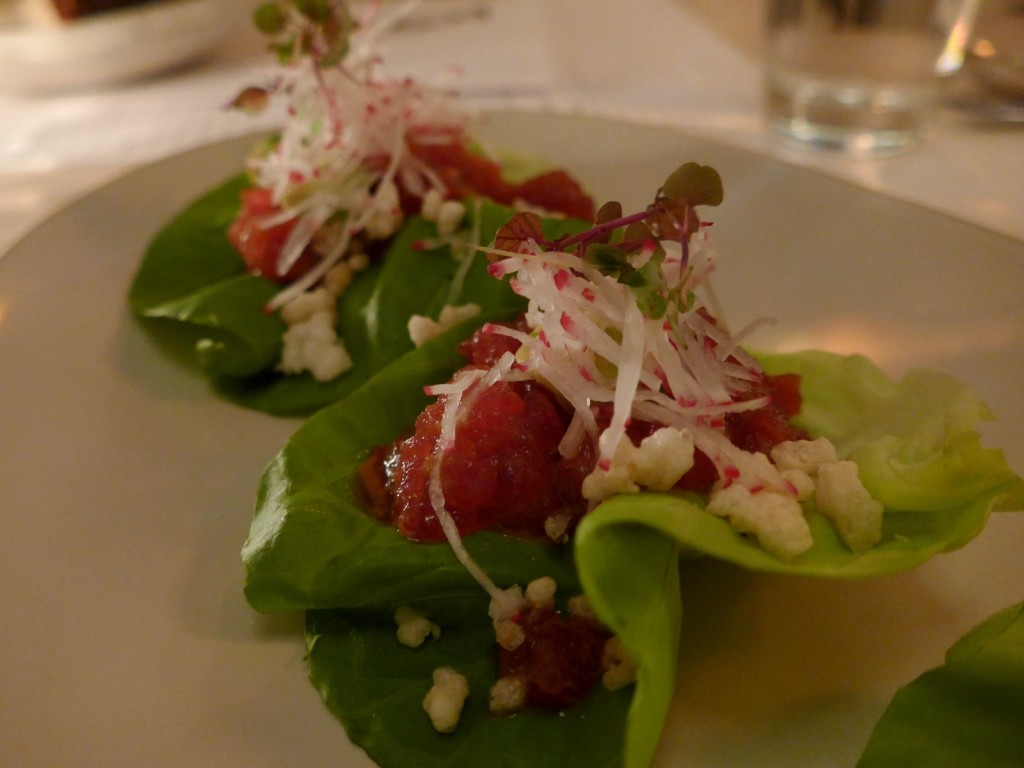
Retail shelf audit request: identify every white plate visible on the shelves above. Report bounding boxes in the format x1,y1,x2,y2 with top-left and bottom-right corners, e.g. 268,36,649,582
0,0,246,94
1,111,1021,767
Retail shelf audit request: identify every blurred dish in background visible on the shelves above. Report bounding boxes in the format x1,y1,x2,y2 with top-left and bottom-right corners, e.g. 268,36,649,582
0,0,247,94
48,0,161,21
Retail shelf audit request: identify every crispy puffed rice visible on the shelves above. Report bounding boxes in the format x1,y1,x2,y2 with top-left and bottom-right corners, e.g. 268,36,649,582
348,251,371,272
814,460,883,552
602,636,637,691
423,667,469,733
581,463,638,502
435,200,466,236
420,188,444,221
582,427,695,501
364,180,403,240
706,484,813,560
771,437,838,475
781,468,815,501
567,594,594,620
278,310,353,381
489,676,526,714
630,427,695,491
307,342,352,382
543,512,571,542
394,605,440,648
494,619,525,651
408,303,481,347
279,287,335,326
525,576,557,610
322,262,353,296
488,586,526,625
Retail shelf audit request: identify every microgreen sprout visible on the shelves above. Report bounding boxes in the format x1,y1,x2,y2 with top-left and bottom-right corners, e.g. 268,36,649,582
253,0,356,68
226,0,470,311
492,162,724,320
423,161,815,601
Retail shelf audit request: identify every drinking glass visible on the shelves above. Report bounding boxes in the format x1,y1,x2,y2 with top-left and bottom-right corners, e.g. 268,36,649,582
764,0,979,155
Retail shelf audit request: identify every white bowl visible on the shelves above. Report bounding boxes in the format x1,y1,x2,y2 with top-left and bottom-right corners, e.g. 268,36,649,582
0,0,248,94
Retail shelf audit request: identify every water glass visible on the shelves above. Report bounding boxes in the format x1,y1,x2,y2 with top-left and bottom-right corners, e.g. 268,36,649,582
764,0,979,155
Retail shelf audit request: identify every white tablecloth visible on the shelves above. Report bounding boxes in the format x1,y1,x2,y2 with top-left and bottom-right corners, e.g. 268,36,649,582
1,0,1022,256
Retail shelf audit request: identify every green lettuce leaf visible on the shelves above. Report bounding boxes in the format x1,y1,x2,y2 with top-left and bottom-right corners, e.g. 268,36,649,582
129,173,251,310
243,342,1022,767
855,600,1024,768
573,352,1023,767
129,178,580,415
305,610,632,768
244,325,633,766
242,323,582,618
759,351,1023,512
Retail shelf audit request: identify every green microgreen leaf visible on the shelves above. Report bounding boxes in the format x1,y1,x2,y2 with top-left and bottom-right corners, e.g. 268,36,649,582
622,220,651,245
629,247,669,319
320,21,349,66
617,269,646,288
252,1,356,70
295,0,331,22
535,162,722,299
253,1,288,34
583,242,630,276
639,292,669,320
270,39,296,64
661,162,724,208
593,201,623,243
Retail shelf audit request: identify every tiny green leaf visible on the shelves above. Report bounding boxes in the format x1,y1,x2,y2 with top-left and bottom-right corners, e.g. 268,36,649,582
321,36,349,67
270,39,296,64
639,292,668,319
318,16,350,66
253,1,287,34
661,163,724,208
584,242,629,275
618,268,646,288
623,220,651,244
295,0,331,22
594,201,623,243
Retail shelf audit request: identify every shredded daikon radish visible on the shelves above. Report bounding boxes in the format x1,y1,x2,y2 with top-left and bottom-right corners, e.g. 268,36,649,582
426,354,522,613
462,229,794,499
416,162,825,591
239,5,471,313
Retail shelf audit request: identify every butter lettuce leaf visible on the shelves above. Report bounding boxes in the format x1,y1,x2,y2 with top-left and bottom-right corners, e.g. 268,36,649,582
855,600,1024,768
130,179,581,415
129,173,251,309
242,322,582,618
244,324,632,766
759,351,1024,512
574,351,1022,768
306,610,632,768
243,342,1021,767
